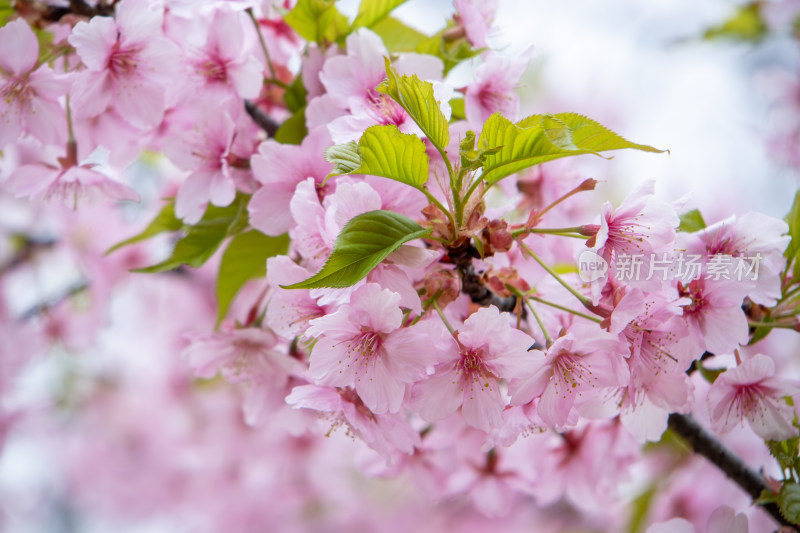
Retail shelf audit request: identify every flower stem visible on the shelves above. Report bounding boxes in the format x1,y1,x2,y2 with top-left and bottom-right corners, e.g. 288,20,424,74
246,8,285,87
747,320,797,330
507,285,552,346
517,241,591,307
526,294,602,323
433,300,455,336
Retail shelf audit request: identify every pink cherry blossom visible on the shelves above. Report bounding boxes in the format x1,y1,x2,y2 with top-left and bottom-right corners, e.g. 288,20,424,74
0,19,72,147
454,0,499,49
68,0,181,129
165,105,246,222
707,353,800,440
464,52,529,128
679,212,790,306
306,283,438,414
183,327,297,425
678,273,752,355
613,296,700,441
316,28,449,143
183,8,263,101
510,325,629,428
286,384,420,460
248,126,334,236
412,306,536,432
4,145,139,208
591,180,679,290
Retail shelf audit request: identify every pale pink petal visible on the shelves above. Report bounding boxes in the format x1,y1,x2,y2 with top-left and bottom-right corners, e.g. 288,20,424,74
70,71,113,119
116,0,163,45
285,384,341,412
0,19,39,75
115,77,165,129
25,94,67,146
4,164,58,198
413,370,463,422
69,17,118,70
355,357,405,414
248,185,296,236
461,378,505,431
706,506,749,533
646,518,695,533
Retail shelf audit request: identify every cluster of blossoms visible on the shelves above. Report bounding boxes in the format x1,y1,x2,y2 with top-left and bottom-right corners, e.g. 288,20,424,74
3,1,800,532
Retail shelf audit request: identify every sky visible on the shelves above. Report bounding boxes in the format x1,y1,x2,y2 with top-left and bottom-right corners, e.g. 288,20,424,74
340,0,800,222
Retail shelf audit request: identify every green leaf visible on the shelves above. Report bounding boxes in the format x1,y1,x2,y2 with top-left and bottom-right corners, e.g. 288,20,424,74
678,209,707,233
283,210,431,289
479,113,665,185
784,191,800,281
274,107,308,145
326,141,362,175
352,0,408,29
767,437,800,473
779,482,800,525
626,485,657,533
704,2,768,43
754,488,779,506
284,0,349,44
216,230,289,326
377,59,450,154
325,125,430,188
106,201,182,254
694,360,724,384
284,75,308,114
371,16,429,52
132,197,247,273
450,97,465,121
749,316,774,345
0,1,13,27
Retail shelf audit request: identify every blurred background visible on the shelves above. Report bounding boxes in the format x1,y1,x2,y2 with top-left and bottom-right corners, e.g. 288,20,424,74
3,0,800,532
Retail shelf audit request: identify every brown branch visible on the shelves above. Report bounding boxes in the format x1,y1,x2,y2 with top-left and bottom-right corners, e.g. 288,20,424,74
667,413,794,529
445,240,518,313
244,100,279,137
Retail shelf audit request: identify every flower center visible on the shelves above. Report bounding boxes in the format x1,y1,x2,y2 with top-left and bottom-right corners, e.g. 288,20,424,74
366,88,407,127
108,41,139,75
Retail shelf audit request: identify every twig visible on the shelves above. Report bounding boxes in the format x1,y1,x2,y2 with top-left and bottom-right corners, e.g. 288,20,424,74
667,413,794,529
244,100,279,137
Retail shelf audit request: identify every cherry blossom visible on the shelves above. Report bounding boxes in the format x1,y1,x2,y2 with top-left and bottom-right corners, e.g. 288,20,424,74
412,306,536,432
0,19,72,147
707,353,800,440
306,284,437,414
68,0,181,129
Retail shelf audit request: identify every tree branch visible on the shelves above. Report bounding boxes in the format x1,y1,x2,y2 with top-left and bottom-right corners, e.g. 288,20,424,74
444,240,518,313
667,413,794,529
244,100,279,138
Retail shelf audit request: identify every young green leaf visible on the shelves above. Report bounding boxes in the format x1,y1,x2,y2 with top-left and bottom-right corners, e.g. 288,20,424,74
767,437,800,474
215,230,289,326
704,2,767,42
106,201,182,254
351,0,408,29
284,0,349,44
377,59,450,154
371,16,429,52
678,209,707,233
779,482,800,525
784,191,800,278
325,125,430,188
133,198,247,274
479,113,664,185
282,210,431,289
274,108,308,145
